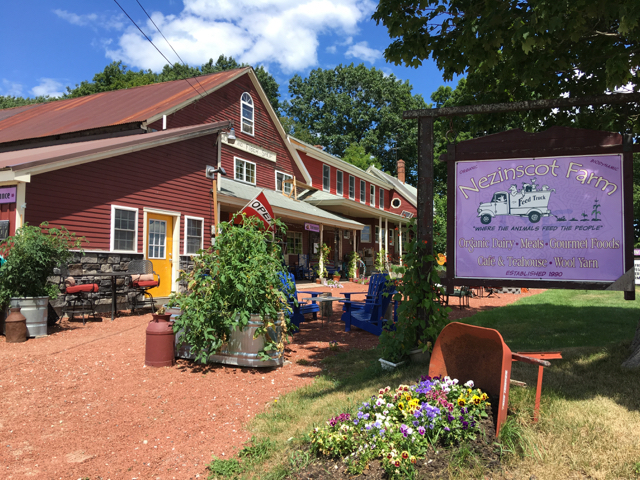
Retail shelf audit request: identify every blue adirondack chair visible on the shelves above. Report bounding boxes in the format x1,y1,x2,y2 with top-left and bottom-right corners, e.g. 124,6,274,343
279,272,322,329
340,273,388,312
339,274,398,336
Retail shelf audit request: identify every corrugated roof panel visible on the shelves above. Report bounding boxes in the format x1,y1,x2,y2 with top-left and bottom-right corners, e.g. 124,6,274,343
0,122,229,172
0,68,247,145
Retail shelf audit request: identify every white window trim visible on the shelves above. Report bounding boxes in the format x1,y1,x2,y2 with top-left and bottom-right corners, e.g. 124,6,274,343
240,92,255,137
323,164,330,192
379,189,384,210
336,170,343,196
370,185,375,208
110,204,138,253
183,215,205,255
348,175,355,200
275,170,293,194
234,156,257,185
391,197,402,209
360,180,366,203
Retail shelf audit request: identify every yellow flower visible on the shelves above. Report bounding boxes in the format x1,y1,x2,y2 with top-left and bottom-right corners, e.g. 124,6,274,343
398,402,405,411
457,397,466,407
481,393,488,401
472,395,481,405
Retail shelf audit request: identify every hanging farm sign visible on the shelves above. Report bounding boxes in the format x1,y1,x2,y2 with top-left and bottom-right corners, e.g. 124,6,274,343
454,154,624,283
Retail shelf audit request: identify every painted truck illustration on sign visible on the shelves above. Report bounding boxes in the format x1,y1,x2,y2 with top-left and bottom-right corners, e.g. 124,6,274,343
477,182,554,224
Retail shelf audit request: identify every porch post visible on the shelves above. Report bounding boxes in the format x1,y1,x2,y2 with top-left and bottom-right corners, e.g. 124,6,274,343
319,224,324,276
384,217,388,260
378,216,382,250
399,221,403,264
353,229,356,252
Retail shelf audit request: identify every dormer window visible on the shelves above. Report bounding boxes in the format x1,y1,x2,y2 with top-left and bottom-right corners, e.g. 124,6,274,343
241,92,254,135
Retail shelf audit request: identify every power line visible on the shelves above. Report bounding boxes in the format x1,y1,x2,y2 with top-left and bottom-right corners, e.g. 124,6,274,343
112,0,206,100
135,0,210,96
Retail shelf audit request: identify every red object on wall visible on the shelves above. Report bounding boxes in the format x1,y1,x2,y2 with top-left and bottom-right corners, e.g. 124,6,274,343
145,314,175,367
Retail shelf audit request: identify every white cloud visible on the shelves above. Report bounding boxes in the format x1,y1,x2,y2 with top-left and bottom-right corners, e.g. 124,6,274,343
326,45,337,54
54,9,98,26
1,79,23,97
345,41,381,63
54,9,125,30
105,0,376,73
31,78,64,98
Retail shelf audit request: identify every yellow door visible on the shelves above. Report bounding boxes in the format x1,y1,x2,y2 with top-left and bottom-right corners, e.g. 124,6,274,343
147,213,173,298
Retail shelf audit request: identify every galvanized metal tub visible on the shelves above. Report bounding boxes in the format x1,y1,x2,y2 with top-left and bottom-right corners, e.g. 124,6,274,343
168,308,284,367
3,297,48,337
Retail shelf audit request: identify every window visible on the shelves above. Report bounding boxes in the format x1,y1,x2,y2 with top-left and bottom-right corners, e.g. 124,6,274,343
287,232,303,254
235,157,256,185
370,185,375,207
391,197,401,208
185,216,204,254
379,189,384,210
389,228,394,246
111,205,137,252
323,165,330,191
241,92,254,135
276,171,293,195
148,219,167,259
360,180,366,203
375,226,385,244
336,170,343,195
361,225,371,243
349,175,355,199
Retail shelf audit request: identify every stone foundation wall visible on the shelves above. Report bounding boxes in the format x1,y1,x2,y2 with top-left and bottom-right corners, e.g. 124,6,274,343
50,252,144,314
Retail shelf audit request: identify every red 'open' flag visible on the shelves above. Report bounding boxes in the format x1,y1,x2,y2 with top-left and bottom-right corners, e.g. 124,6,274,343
234,190,275,230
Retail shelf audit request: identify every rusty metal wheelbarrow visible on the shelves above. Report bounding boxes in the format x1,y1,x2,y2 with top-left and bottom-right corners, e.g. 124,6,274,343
428,322,561,437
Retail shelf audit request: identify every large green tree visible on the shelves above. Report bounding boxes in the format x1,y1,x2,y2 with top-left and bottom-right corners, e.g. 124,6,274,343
0,95,51,110
373,0,640,133
284,63,428,185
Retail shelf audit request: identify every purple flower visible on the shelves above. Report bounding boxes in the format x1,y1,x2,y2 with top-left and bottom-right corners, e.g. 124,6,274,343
353,419,359,426
413,420,419,427
374,421,382,428
364,402,370,408
418,426,426,436
363,413,370,420
444,426,450,432
461,407,468,414
447,414,454,423
462,421,469,430
365,424,372,431
357,411,364,419
459,416,464,422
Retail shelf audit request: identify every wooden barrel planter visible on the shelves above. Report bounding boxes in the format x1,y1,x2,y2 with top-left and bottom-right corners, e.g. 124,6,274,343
168,308,284,368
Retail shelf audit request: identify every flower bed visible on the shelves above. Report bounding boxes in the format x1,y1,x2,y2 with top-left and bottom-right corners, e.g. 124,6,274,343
310,375,491,477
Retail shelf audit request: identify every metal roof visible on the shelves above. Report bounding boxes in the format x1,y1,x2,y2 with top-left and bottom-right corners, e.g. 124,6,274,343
0,122,231,177
301,188,406,221
366,165,417,207
0,68,247,145
219,178,364,230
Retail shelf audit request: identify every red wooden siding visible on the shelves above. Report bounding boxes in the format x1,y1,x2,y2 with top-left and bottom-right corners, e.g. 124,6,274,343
0,203,15,237
148,74,304,182
389,191,417,217
26,135,217,253
298,151,389,209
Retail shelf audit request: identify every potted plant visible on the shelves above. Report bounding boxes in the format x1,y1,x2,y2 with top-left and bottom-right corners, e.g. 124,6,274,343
347,251,360,282
317,243,330,284
169,214,293,367
332,270,341,282
0,222,84,337
374,248,386,273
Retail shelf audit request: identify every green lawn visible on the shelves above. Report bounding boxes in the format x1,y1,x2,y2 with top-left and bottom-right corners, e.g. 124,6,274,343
462,288,640,350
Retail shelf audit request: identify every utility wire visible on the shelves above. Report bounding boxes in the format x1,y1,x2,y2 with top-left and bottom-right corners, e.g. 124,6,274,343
135,0,210,96
112,0,206,100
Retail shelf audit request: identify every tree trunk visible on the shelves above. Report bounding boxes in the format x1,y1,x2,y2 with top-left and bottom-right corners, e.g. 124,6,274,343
622,318,640,369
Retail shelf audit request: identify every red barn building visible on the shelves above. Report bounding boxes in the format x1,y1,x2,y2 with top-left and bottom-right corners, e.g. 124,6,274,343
0,67,418,305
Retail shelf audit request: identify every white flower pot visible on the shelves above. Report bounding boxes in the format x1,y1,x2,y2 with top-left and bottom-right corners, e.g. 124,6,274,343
2,297,49,337
379,358,405,371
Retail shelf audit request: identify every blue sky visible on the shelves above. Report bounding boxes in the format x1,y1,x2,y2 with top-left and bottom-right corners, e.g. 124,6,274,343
0,0,458,105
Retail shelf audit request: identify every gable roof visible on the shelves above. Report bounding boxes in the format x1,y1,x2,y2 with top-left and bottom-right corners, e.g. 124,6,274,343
0,68,248,145
366,165,417,207
0,122,231,183
288,136,391,189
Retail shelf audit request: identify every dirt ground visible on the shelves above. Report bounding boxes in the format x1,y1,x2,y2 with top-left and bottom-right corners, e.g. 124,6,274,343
0,284,544,479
